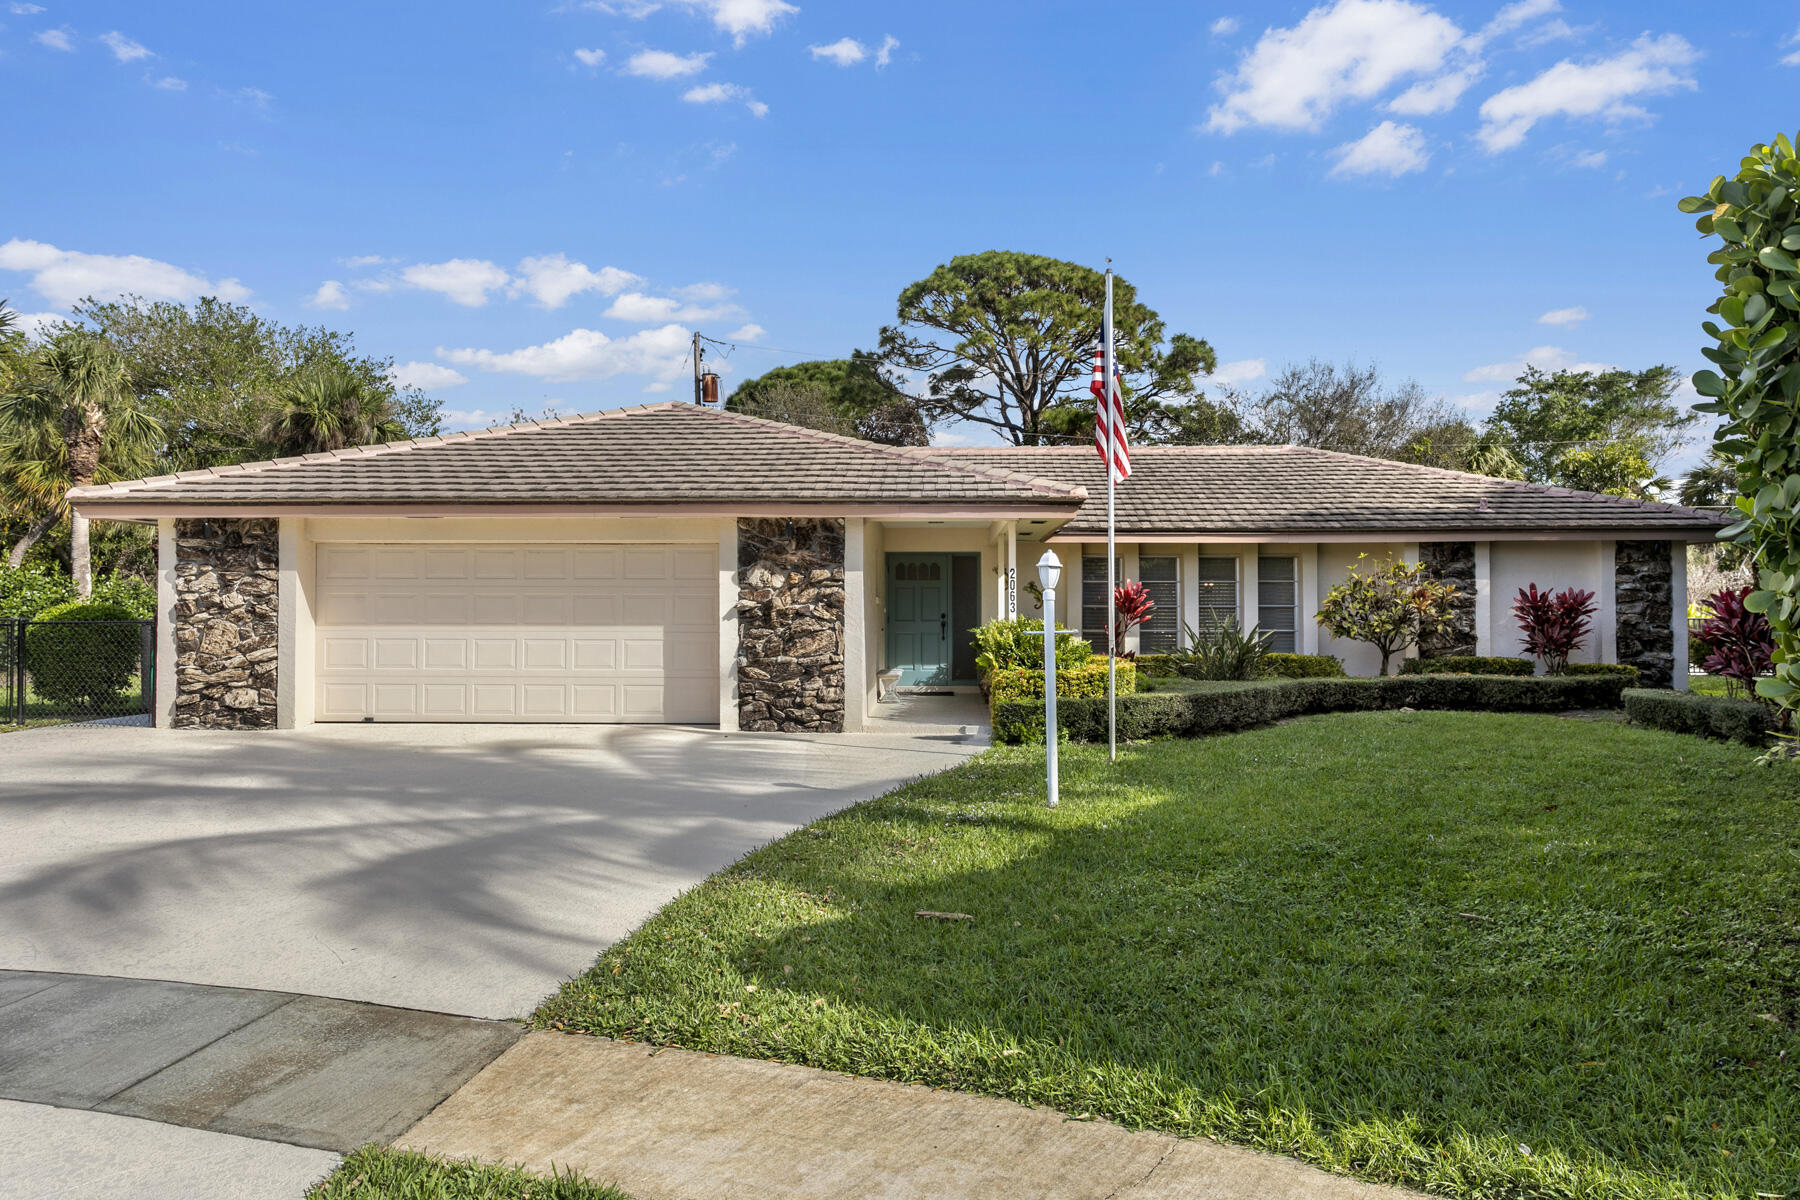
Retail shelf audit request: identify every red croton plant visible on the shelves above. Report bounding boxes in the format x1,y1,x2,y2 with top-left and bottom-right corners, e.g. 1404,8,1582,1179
1512,584,1597,674
1696,586,1776,699
1112,580,1155,658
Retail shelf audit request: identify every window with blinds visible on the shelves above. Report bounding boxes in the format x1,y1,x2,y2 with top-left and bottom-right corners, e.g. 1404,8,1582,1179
1136,555,1179,653
1258,555,1298,652
1194,556,1239,638
1081,555,1118,650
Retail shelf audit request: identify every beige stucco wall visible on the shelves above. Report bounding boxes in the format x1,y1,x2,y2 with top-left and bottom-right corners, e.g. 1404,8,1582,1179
1488,540,1612,667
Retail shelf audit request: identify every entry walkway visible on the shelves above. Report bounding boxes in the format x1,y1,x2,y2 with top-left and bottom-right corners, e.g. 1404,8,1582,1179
402,1032,1424,1200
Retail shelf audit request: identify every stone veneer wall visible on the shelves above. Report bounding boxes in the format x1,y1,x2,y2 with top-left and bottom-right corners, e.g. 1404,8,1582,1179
1419,541,1478,657
736,518,846,732
1615,540,1674,689
172,518,280,729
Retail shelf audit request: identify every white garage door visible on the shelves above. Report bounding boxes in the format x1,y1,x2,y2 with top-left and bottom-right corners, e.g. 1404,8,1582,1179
314,543,719,723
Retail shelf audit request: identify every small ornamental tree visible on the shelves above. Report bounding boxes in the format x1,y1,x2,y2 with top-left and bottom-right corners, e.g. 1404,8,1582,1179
1679,132,1800,724
1113,580,1154,657
1315,555,1458,676
1697,586,1776,699
1512,584,1597,674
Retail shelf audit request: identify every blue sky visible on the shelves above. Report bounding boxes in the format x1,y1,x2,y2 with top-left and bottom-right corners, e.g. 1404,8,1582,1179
2,0,1795,470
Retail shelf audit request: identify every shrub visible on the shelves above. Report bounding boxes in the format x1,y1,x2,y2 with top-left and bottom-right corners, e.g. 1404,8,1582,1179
1513,584,1597,674
972,617,1092,674
1695,586,1776,698
1315,555,1459,676
1562,663,1641,683
26,599,143,705
989,659,1136,708
1133,653,1182,679
1181,615,1272,680
992,674,1633,744
1257,653,1346,678
1400,655,1534,677
90,574,156,620
1623,687,1780,745
1113,580,1154,655
0,562,76,621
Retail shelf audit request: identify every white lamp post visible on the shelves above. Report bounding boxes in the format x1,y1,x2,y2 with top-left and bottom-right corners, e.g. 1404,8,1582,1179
1037,549,1062,809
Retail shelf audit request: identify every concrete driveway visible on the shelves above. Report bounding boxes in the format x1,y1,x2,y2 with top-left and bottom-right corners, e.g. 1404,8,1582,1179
0,699,985,1019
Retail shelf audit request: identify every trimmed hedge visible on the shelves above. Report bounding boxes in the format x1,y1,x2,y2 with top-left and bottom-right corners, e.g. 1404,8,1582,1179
26,600,142,705
989,659,1136,707
1562,662,1640,682
1258,653,1346,679
993,673,1636,745
1622,687,1780,745
1401,655,1533,676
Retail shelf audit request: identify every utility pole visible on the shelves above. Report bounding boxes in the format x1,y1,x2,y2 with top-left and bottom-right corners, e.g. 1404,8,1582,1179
692,331,703,405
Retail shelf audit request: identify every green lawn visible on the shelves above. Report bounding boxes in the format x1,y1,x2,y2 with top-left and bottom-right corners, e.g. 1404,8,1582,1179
535,712,1800,1200
307,1146,627,1199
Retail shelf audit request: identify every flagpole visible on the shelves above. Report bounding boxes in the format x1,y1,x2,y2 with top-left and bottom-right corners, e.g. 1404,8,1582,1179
1103,267,1117,764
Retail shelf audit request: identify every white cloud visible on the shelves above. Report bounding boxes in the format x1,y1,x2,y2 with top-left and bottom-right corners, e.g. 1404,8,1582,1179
306,280,351,310
342,254,391,269
1783,27,1800,67
675,281,732,301
725,323,765,341
400,258,512,307
1328,120,1429,177
34,27,73,51
233,86,274,110
810,37,866,66
1210,16,1239,36
1568,148,1606,168
11,311,66,339
573,47,607,67
875,34,898,68
510,253,640,308
387,361,468,390
682,81,767,116
1386,65,1479,115
10,3,47,13
1476,33,1698,152
1463,344,1612,382
603,291,742,322
440,323,694,384
1516,18,1579,49
99,30,150,61
670,0,796,44
1209,357,1266,386
1205,0,1462,133
1477,0,1559,43
1207,160,1227,177
0,239,249,308
1537,305,1588,328
151,75,188,91
623,49,711,79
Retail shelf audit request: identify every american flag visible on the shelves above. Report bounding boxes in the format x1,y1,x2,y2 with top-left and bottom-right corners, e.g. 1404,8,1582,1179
1091,346,1130,483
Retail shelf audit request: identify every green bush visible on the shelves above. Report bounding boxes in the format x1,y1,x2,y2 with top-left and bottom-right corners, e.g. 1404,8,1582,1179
90,574,156,620
1181,615,1272,680
26,600,143,705
1258,653,1346,679
971,617,1092,673
1401,655,1534,676
989,659,1136,707
1622,688,1780,745
993,673,1634,744
1561,663,1641,682
0,562,76,621
1133,653,1182,679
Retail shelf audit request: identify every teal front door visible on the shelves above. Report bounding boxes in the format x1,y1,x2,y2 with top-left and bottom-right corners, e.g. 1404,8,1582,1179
887,554,951,686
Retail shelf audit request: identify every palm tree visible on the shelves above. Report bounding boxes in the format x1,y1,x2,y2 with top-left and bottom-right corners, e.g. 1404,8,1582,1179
260,367,406,458
0,332,162,593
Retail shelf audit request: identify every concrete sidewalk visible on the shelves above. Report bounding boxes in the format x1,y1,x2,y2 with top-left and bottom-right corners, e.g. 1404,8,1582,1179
0,970,518,1152
400,1032,1424,1200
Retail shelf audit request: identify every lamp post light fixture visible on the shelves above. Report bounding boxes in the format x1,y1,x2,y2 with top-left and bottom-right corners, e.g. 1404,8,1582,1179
1036,549,1063,809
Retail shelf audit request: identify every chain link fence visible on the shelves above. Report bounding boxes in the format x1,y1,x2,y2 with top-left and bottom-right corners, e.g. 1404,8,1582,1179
2,618,155,729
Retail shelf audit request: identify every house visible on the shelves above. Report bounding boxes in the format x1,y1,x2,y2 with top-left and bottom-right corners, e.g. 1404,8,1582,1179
68,402,1729,732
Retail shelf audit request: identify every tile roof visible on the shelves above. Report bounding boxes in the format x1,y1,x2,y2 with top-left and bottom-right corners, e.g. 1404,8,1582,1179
69,404,1086,510
920,444,1732,537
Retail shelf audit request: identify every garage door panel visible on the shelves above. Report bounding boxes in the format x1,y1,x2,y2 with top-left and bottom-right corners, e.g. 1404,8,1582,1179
316,542,719,724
